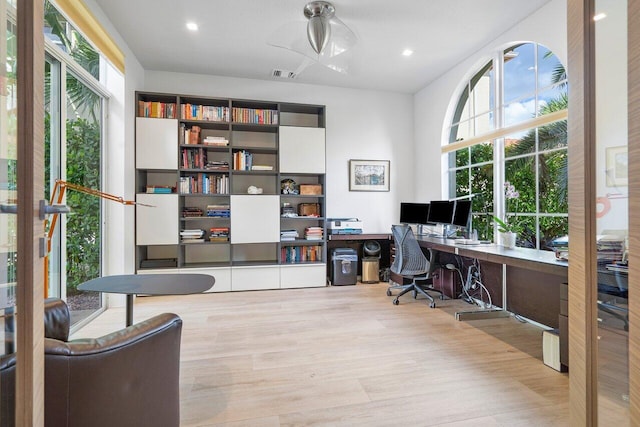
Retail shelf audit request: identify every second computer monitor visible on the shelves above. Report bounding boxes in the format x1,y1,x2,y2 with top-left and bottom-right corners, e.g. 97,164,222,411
452,200,472,228
427,200,455,224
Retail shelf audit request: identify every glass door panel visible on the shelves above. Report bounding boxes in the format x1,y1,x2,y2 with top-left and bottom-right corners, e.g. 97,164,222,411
0,0,17,348
64,71,103,325
595,0,629,423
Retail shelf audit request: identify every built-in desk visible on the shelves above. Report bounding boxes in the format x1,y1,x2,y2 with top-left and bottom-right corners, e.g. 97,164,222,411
416,236,568,329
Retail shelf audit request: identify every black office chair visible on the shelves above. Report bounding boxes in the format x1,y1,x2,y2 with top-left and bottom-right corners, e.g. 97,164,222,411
597,268,629,331
387,224,443,308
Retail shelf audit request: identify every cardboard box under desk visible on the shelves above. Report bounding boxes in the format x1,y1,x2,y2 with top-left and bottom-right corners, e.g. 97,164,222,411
299,184,322,195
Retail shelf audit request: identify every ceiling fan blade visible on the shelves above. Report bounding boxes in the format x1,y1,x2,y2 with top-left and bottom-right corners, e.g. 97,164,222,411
266,12,358,75
321,15,357,58
267,20,318,61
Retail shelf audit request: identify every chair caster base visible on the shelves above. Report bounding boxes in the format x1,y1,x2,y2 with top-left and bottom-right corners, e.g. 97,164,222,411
393,298,400,305
429,302,436,308
386,289,392,296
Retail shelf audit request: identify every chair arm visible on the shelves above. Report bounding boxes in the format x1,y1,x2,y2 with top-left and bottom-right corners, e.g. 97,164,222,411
44,313,182,427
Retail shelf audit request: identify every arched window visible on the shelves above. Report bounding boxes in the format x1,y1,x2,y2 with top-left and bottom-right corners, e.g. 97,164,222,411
445,42,568,250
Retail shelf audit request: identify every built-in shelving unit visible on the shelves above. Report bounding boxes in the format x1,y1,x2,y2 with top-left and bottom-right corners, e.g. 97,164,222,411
135,92,326,292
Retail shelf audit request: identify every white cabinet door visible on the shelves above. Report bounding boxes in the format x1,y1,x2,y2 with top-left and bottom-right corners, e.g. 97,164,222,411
230,195,279,243
136,194,179,245
136,117,178,170
280,264,327,288
232,265,280,291
279,127,325,174
181,267,231,292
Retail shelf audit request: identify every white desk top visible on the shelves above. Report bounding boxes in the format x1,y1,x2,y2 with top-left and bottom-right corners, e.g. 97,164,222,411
416,236,567,275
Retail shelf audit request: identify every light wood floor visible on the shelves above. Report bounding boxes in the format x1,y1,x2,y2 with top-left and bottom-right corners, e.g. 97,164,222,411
73,283,569,426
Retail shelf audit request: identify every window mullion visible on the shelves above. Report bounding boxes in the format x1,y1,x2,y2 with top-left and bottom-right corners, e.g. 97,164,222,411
494,51,505,233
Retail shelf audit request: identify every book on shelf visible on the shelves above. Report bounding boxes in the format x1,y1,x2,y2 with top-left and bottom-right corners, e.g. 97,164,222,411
280,229,299,241
182,238,205,244
304,226,324,240
181,104,230,122
182,207,203,217
251,165,273,171
231,107,278,125
145,185,174,194
204,160,229,171
280,245,322,263
181,147,207,169
206,204,230,217
233,150,253,171
203,136,229,146
180,174,229,194
209,226,229,242
138,101,177,119
180,229,204,238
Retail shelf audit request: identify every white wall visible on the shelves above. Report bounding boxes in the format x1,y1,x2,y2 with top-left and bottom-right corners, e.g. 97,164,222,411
144,72,414,233
414,0,568,201
595,0,628,234
86,0,145,307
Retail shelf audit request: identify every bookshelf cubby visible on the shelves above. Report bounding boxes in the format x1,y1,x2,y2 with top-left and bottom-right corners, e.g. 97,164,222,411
135,91,327,291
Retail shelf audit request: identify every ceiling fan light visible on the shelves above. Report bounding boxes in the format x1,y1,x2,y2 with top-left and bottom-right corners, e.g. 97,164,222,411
307,16,331,54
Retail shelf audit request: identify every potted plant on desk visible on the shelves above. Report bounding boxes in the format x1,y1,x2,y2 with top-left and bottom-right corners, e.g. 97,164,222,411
493,182,521,249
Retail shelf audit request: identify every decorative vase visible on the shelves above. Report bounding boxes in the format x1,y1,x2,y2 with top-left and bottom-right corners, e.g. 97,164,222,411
501,232,517,249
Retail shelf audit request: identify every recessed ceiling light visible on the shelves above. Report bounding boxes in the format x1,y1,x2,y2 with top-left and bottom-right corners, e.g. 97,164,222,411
186,22,198,31
593,13,607,21
402,49,414,57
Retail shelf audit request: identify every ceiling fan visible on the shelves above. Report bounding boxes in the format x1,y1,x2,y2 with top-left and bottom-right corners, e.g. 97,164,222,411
267,1,358,75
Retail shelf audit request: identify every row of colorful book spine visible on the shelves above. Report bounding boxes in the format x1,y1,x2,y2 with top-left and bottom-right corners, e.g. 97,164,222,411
179,174,229,194
280,245,323,263
182,148,207,169
233,150,253,170
232,107,278,125
138,101,177,118
181,104,230,122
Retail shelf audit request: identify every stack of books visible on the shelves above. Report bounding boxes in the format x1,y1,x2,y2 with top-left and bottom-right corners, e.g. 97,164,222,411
597,235,626,267
209,227,230,242
145,185,174,194
203,136,229,146
182,207,203,217
206,204,230,217
251,165,273,171
280,229,299,241
180,229,205,243
605,261,628,273
304,227,323,241
204,160,229,171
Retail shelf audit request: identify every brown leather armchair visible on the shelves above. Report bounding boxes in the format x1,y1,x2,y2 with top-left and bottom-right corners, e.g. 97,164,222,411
1,298,182,427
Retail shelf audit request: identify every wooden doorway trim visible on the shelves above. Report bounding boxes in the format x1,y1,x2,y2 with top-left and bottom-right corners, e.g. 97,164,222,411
567,0,598,425
628,1,640,423
16,0,45,424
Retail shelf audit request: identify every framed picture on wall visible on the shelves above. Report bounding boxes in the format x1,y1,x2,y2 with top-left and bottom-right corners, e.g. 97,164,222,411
349,159,390,192
606,145,628,187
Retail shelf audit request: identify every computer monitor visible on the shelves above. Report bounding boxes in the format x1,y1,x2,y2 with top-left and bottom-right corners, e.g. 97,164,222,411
452,200,472,228
427,200,455,224
399,202,430,225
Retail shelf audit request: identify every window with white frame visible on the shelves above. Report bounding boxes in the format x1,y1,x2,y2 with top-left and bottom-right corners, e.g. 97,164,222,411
445,42,568,250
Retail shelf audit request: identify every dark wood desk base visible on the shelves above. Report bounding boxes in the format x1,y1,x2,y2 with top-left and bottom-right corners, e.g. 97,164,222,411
417,238,567,329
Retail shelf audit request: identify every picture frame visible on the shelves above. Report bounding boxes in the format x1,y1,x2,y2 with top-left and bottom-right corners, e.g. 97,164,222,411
606,145,628,187
349,159,390,192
